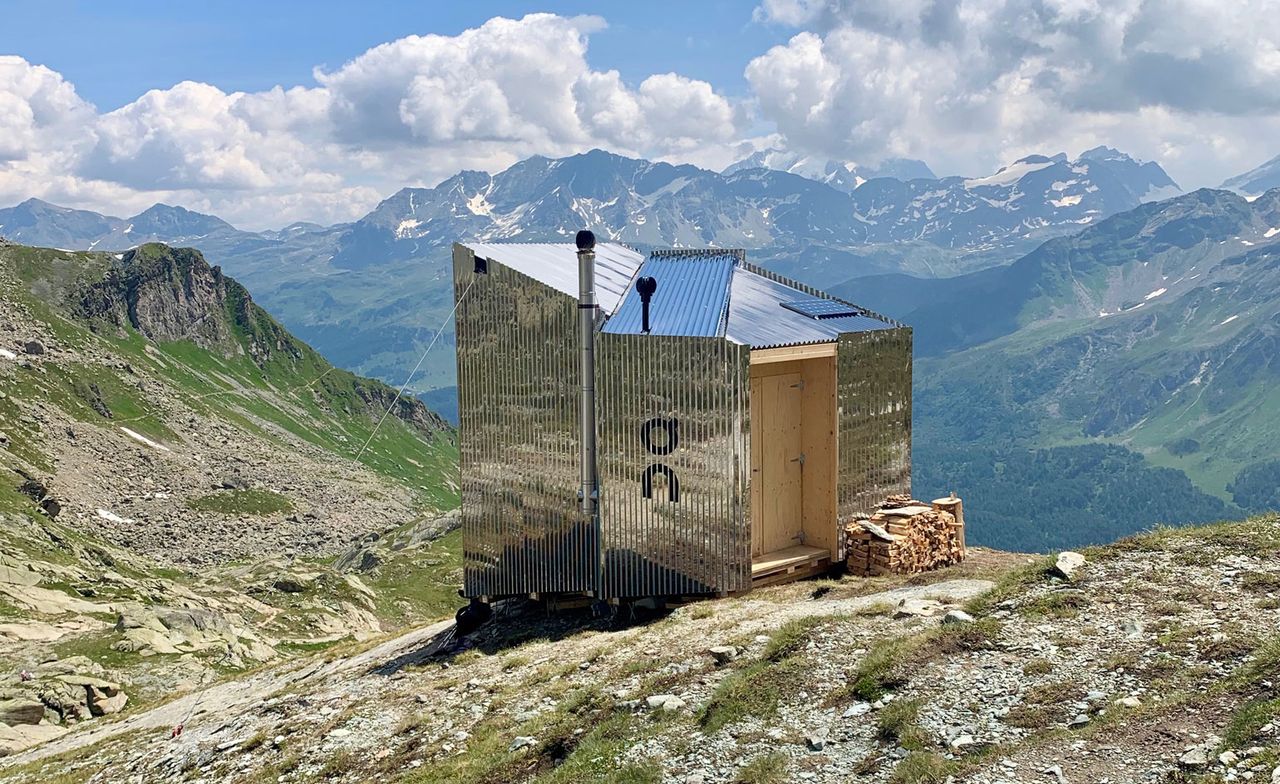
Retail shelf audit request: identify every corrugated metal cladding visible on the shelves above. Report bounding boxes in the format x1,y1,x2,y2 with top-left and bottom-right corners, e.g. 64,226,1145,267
460,242,643,317
603,250,739,338
726,265,897,349
452,239,912,600
452,245,596,598
835,328,913,530
596,333,751,597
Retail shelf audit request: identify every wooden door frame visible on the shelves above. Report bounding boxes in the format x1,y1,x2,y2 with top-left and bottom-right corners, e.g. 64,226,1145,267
748,344,839,560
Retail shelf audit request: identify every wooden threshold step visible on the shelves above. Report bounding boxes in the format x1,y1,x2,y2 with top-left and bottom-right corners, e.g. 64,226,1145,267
751,544,829,579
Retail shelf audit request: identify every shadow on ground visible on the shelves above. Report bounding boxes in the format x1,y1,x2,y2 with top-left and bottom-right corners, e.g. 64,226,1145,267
367,598,675,676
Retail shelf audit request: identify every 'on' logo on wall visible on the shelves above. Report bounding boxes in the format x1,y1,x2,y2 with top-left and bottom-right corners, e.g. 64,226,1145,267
640,417,679,502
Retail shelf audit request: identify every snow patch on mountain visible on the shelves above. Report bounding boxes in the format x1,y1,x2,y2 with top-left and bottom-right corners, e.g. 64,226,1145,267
1142,184,1183,203
466,193,493,217
965,159,1055,188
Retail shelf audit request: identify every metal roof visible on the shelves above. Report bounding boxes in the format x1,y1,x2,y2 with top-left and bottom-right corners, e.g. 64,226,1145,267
461,241,643,316
602,251,737,338
605,249,897,348
725,266,895,348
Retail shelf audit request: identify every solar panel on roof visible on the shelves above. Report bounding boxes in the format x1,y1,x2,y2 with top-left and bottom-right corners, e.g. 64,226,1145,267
780,299,864,320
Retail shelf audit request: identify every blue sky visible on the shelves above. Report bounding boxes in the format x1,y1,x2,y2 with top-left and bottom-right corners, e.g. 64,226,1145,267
1,1,1278,228
4,1,782,110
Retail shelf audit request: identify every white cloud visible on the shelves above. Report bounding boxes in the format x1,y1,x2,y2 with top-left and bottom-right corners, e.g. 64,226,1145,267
0,56,94,163
748,0,1280,184
2,7,1280,230
0,14,740,229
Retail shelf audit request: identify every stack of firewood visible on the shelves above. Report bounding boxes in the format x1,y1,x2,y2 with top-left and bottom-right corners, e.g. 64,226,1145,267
845,494,966,576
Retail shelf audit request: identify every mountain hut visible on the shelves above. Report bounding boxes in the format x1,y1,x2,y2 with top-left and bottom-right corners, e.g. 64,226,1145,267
451,234,911,604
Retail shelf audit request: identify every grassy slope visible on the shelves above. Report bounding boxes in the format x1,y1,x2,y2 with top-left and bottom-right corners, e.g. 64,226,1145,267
2,244,458,507
917,258,1276,502
0,244,467,643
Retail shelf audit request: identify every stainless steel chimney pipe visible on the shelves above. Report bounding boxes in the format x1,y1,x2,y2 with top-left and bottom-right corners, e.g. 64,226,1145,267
575,230,600,596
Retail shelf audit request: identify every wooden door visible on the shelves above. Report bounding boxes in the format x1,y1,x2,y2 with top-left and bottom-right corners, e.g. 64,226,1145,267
758,371,804,555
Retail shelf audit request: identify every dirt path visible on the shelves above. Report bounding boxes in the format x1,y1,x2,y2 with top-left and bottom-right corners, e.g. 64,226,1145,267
5,618,455,766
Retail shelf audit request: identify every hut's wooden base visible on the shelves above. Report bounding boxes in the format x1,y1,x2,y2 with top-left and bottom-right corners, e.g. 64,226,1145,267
751,544,830,587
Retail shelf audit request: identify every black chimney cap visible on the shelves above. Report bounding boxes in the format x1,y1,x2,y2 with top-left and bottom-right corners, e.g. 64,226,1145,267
575,230,596,251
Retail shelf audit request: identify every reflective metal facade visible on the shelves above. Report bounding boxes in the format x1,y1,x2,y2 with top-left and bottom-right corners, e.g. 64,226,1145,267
596,334,751,597
463,242,643,316
453,240,911,600
835,327,913,532
453,244,595,598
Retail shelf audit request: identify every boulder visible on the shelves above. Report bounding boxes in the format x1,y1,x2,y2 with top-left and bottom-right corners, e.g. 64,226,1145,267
115,604,167,633
56,675,121,695
509,736,537,752
0,723,67,756
0,698,46,726
0,558,41,587
32,680,91,723
35,656,105,678
646,695,685,712
1179,748,1209,770
805,730,828,751
895,598,943,618
942,610,975,625
708,646,737,665
86,686,127,716
272,573,321,593
155,607,231,636
1052,552,1086,580
116,627,183,655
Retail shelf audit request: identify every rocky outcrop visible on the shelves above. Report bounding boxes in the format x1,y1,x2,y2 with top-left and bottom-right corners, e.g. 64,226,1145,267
333,509,461,574
0,655,130,756
65,242,449,438
74,244,237,351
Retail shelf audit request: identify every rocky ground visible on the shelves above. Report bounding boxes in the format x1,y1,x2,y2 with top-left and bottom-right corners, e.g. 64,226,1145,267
0,266,423,567
0,516,1275,784
0,243,463,761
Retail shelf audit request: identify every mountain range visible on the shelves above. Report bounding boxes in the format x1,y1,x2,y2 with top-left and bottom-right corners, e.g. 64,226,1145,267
828,188,1280,546
4,146,1277,548
0,146,1184,405
1222,153,1280,196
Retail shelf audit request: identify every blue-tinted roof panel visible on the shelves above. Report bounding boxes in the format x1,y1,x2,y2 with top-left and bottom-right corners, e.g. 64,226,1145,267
780,299,865,320
603,252,736,337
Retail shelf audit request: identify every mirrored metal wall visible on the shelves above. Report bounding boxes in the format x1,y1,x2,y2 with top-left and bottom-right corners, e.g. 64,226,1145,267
453,246,594,598
836,328,913,529
597,333,751,597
